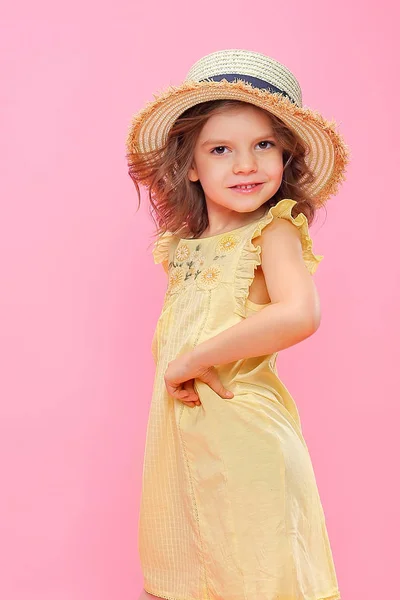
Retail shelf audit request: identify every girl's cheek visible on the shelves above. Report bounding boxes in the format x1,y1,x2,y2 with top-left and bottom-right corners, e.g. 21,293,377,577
268,159,285,178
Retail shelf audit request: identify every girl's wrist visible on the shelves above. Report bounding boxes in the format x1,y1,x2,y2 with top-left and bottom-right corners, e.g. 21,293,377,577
189,344,209,371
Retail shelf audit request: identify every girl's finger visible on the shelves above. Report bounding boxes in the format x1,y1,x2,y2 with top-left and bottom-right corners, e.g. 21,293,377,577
165,383,189,399
183,379,198,398
181,382,201,407
164,380,201,405
182,393,201,405
182,380,199,402
182,397,197,407
201,370,234,399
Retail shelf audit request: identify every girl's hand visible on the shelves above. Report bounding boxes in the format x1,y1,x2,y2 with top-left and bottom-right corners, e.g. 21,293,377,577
164,352,234,408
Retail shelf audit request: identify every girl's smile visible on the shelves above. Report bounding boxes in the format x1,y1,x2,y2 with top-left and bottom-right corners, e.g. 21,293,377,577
229,182,265,193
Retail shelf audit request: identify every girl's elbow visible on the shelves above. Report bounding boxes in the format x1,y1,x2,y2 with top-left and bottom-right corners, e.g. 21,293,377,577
300,285,322,334
291,299,321,338
302,305,321,336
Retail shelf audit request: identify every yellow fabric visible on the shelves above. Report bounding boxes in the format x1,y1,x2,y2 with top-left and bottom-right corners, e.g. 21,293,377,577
141,198,340,600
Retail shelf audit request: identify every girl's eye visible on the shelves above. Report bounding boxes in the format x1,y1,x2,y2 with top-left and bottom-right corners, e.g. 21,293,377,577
210,146,229,155
258,140,275,149
210,140,275,155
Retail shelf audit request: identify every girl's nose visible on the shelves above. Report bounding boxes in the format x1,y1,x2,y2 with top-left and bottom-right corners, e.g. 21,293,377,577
232,153,258,173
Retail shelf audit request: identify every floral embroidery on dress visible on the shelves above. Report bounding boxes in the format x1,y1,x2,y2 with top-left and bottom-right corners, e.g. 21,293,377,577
166,233,240,295
175,243,191,262
216,233,240,254
167,266,186,293
191,249,206,269
167,242,206,295
196,264,222,290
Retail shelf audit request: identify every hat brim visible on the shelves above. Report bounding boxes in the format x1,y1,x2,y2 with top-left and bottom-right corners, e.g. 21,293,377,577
126,78,350,205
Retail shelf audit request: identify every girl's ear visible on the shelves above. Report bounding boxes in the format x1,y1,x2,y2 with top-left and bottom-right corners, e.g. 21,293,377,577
188,164,199,182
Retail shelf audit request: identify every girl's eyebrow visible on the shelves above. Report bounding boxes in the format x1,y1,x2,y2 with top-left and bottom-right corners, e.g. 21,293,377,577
201,132,276,147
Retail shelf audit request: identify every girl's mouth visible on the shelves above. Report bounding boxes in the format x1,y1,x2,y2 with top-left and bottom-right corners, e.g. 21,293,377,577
230,183,264,193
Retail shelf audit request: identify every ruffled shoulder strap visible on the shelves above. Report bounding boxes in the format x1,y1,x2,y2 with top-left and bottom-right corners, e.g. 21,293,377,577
234,198,324,318
152,230,176,272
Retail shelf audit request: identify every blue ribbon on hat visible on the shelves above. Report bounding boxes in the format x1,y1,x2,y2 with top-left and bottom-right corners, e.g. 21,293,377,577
199,73,296,104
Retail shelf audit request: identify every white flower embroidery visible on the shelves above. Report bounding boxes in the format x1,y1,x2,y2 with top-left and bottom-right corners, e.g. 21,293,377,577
175,244,191,262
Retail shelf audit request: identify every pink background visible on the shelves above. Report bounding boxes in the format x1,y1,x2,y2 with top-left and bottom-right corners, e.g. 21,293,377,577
1,2,398,599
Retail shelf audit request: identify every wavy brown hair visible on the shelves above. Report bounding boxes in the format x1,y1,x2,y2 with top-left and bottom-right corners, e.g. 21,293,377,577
126,99,318,244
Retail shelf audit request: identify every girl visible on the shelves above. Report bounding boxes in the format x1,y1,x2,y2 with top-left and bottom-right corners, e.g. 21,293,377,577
126,49,350,600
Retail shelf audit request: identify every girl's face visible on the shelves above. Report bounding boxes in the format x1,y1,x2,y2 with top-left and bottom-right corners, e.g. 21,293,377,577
188,104,284,217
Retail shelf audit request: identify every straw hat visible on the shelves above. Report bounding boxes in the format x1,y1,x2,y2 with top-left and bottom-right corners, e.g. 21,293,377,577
126,49,350,205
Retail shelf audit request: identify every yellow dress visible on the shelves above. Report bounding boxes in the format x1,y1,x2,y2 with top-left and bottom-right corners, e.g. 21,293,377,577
140,198,341,600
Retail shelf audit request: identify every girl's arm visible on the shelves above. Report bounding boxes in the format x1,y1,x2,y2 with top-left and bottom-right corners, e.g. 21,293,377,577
190,218,321,370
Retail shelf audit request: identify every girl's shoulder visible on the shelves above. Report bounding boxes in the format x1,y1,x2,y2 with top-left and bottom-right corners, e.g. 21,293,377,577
250,198,324,276
152,230,174,263
152,230,177,273
234,198,324,317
